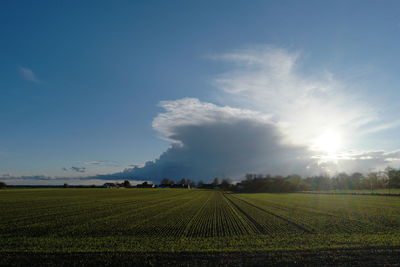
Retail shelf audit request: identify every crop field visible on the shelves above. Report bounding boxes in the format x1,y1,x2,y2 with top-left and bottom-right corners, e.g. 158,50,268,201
2,188,400,265
304,188,400,195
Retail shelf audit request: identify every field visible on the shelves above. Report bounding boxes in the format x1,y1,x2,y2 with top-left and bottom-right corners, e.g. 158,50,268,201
304,188,400,195
2,188,400,265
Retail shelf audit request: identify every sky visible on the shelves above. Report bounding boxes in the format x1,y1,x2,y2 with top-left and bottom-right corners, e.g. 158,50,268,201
2,0,400,184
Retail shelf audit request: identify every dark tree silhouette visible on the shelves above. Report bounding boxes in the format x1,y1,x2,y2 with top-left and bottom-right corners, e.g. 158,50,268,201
179,178,188,185
161,178,174,185
212,177,220,186
123,180,131,187
220,178,232,190
234,170,397,193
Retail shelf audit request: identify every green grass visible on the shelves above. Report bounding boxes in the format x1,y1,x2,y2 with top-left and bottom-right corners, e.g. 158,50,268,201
304,188,400,195
1,188,400,264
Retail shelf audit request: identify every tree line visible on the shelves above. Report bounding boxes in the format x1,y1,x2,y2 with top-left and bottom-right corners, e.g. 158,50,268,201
160,177,233,189
232,167,400,193
3,167,400,192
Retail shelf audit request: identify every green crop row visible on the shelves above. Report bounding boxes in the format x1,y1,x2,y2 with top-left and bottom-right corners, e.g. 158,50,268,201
2,188,400,253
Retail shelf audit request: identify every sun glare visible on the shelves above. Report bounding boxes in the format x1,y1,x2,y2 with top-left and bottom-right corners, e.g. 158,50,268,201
312,131,342,154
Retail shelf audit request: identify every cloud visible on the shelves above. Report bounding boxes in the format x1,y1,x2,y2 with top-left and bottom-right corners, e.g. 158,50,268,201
70,166,86,173
115,98,317,181
128,164,144,168
211,45,382,148
62,166,86,172
80,161,119,166
358,120,400,135
0,174,145,186
314,150,400,173
81,161,105,165
18,66,40,83
10,45,400,183
122,45,400,180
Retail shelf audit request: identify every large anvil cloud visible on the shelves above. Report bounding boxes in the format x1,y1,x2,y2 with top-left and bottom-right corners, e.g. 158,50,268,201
120,98,315,181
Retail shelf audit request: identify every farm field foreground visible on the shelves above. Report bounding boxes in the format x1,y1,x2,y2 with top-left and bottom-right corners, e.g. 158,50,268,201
2,189,400,265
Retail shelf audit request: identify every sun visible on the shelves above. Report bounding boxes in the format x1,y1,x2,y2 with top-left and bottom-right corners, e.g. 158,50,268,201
312,130,342,154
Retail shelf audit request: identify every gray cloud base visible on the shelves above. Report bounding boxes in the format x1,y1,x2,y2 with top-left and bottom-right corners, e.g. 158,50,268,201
112,98,316,182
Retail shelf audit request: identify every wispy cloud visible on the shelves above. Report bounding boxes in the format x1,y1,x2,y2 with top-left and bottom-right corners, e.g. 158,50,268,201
359,120,400,135
313,149,400,173
0,174,146,186
125,45,400,180
70,166,86,173
80,161,119,166
18,66,40,83
212,45,378,148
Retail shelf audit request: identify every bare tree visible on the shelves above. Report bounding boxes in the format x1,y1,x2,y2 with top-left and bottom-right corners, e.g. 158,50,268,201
212,177,220,186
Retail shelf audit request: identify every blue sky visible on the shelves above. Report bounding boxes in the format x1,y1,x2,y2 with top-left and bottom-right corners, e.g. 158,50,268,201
2,1,400,182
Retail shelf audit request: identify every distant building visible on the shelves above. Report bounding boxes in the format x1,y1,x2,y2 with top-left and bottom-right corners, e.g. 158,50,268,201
103,183,117,188
172,183,191,189
136,182,154,188
158,183,191,189
236,183,244,190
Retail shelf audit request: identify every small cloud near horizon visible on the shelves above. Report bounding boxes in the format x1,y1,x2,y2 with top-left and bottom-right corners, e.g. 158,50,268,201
70,166,86,173
0,175,147,186
80,161,119,167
